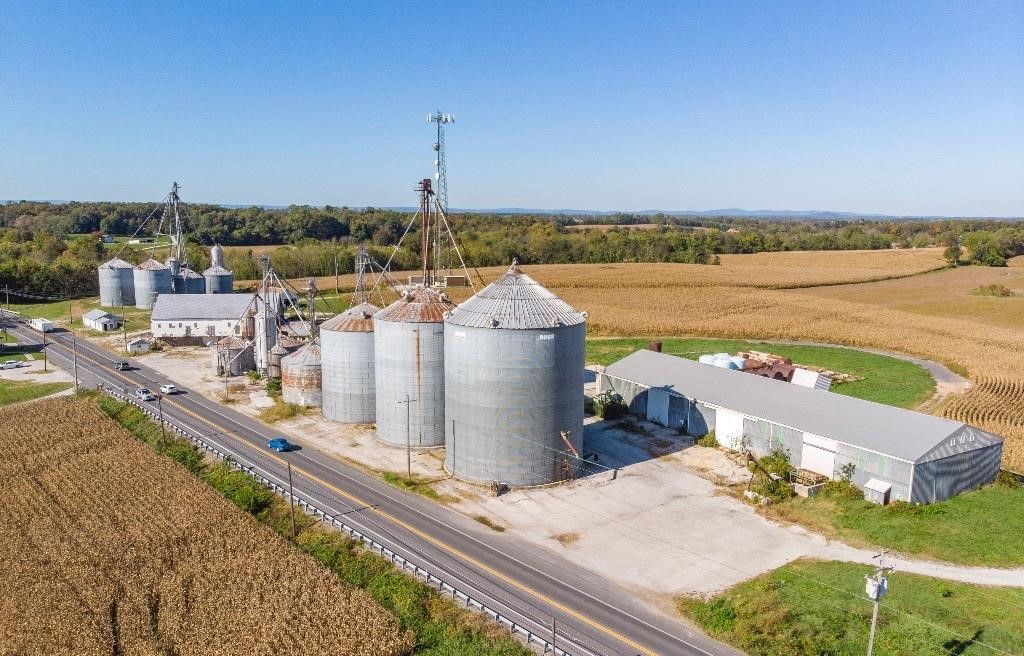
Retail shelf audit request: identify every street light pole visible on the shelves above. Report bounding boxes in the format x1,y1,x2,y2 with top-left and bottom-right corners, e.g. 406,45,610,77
865,551,894,656
42,327,47,372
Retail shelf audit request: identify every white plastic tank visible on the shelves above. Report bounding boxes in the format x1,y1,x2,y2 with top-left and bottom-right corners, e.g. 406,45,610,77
698,354,717,365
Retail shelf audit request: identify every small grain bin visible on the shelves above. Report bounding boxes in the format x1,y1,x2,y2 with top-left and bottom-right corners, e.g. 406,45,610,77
177,267,206,294
204,244,233,294
320,302,380,423
133,258,172,309
98,257,136,307
374,287,456,448
281,340,322,407
268,343,288,379
214,336,255,376
444,260,588,487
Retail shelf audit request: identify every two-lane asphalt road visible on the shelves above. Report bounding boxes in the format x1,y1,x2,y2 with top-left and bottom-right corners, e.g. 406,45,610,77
5,317,740,656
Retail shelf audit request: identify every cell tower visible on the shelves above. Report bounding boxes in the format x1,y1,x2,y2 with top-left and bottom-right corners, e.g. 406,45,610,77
427,111,454,213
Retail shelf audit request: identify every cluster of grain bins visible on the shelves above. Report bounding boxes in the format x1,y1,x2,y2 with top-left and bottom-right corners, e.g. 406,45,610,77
315,260,588,488
99,244,234,309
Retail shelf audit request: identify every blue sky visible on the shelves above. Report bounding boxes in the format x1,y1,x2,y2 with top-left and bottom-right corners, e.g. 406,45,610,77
1,1,1021,215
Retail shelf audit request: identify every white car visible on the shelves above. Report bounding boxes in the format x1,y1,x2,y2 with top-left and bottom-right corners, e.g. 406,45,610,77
135,388,156,402
2,360,19,370
159,384,177,395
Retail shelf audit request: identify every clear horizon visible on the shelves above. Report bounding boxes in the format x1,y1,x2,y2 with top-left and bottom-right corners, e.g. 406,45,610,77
1,1,1021,216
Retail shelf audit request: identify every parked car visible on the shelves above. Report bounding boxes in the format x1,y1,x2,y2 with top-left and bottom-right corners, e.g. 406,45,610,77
135,388,156,401
159,384,178,395
267,437,293,452
2,360,19,370
113,360,130,371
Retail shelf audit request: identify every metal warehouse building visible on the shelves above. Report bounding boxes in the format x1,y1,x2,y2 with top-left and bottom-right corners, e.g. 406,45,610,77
600,349,1003,503
151,293,256,345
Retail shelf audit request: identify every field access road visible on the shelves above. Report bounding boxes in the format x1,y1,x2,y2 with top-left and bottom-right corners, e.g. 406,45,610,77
5,319,740,656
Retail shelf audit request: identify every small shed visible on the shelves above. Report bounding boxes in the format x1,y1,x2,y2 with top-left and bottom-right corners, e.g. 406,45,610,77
83,309,122,332
127,337,152,354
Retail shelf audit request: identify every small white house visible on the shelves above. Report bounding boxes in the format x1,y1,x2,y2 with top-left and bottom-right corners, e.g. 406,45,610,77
127,337,152,354
82,309,122,332
151,293,255,344
29,318,54,333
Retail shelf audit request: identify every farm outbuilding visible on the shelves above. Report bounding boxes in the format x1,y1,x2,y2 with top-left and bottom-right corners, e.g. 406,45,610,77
599,349,1004,503
82,309,121,332
150,294,255,345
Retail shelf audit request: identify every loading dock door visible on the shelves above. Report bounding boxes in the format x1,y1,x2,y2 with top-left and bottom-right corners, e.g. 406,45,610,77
801,433,837,477
646,388,670,426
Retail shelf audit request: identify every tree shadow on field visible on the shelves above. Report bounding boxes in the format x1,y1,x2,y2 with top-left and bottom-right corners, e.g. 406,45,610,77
943,628,984,655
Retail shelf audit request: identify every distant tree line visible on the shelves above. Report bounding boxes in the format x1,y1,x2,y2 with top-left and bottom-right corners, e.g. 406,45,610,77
1,200,1022,295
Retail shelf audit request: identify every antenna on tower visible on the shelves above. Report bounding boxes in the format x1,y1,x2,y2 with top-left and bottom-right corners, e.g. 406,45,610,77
427,111,454,213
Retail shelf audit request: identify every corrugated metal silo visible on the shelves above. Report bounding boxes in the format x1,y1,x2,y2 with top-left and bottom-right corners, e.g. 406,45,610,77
133,258,172,309
320,302,380,423
214,336,255,376
444,261,588,487
98,257,135,307
203,265,234,294
177,268,206,294
374,287,456,448
268,343,288,379
281,340,322,407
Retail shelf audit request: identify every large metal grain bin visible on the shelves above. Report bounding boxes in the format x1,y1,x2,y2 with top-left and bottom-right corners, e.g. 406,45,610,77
268,343,288,379
374,287,456,448
98,257,135,307
444,261,587,487
320,302,380,423
133,258,172,309
176,267,206,294
281,340,322,407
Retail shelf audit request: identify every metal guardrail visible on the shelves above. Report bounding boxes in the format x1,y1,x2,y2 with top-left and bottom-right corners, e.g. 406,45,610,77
101,387,583,656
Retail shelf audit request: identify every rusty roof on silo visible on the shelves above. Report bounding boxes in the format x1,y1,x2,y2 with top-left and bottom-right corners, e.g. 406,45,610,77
216,336,249,349
444,260,587,329
375,286,456,324
282,340,321,368
320,301,381,333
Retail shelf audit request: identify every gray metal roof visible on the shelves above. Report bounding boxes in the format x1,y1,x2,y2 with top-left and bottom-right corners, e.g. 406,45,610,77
604,349,1002,462
203,265,232,276
445,261,587,329
151,293,254,321
99,257,133,269
137,258,169,271
83,309,115,321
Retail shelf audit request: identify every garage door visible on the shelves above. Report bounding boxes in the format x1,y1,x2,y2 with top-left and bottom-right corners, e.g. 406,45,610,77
801,433,837,477
717,409,744,450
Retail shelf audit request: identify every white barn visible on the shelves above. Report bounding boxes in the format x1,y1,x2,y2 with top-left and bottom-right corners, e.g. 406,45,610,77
151,294,254,345
600,349,1004,504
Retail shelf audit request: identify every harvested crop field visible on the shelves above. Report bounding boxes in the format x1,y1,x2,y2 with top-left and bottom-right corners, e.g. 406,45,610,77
0,396,411,656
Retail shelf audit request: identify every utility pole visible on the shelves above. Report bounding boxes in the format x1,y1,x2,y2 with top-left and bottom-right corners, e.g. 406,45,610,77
42,326,47,372
551,616,557,654
286,458,297,540
71,333,79,393
334,250,340,295
865,551,894,656
157,394,166,447
398,395,417,481
121,301,128,354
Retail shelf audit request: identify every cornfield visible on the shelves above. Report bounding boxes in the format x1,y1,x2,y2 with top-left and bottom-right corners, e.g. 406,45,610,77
284,247,1024,470
0,396,413,656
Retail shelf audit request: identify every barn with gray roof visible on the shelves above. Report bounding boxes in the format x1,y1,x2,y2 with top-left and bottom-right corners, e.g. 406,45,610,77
599,349,1003,503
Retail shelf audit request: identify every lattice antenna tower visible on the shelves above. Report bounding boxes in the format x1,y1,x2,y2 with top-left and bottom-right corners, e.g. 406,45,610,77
429,112,455,276
353,245,369,305
156,182,186,265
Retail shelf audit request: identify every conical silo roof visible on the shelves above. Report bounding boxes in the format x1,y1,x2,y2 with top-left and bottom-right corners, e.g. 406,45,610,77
203,264,231,276
99,257,134,269
321,301,380,333
445,260,586,329
179,267,204,279
376,286,455,323
137,258,169,271
216,336,249,349
282,340,321,367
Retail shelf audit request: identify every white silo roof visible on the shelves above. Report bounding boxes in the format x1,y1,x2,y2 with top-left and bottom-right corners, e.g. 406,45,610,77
444,260,587,329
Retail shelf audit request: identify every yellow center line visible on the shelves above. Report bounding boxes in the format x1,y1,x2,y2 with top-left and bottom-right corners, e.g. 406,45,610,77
56,335,660,656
